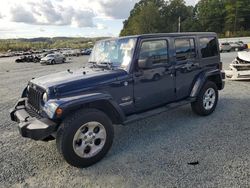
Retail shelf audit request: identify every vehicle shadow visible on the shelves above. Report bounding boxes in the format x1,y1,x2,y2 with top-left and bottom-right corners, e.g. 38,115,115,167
107,96,250,163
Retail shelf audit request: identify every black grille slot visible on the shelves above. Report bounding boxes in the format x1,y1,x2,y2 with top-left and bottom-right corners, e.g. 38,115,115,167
26,107,42,119
28,86,44,112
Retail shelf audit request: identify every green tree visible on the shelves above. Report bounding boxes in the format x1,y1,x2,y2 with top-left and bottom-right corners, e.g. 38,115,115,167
120,0,193,35
162,0,193,32
120,0,165,36
195,0,226,33
224,0,250,35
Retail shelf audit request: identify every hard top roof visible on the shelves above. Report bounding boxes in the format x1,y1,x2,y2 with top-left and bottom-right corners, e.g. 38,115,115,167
100,32,217,42
126,32,217,39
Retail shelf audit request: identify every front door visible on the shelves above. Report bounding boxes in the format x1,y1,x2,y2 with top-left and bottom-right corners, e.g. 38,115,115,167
133,38,175,111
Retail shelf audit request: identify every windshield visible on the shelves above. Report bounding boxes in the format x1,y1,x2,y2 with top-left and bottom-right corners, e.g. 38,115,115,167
47,54,55,58
88,37,137,71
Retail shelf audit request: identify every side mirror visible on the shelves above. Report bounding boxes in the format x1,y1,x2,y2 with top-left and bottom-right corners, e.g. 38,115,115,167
138,58,153,69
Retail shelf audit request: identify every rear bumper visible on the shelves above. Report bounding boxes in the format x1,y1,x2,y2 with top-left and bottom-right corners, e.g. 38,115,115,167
10,98,57,141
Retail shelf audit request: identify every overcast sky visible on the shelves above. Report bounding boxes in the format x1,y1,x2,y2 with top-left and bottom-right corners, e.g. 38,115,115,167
0,0,198,39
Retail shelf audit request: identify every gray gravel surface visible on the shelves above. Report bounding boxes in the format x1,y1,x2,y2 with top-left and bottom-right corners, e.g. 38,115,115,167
0,53,249,188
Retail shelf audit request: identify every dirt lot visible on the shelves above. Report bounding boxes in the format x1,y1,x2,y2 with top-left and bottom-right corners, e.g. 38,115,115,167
0,53,249,188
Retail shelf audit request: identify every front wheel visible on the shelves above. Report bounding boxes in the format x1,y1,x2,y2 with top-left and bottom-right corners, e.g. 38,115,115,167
191,81,218,116
56,108,114,168
51,60,55,65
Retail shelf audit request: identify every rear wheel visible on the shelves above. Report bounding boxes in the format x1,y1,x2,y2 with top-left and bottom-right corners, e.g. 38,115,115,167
191,81,218,116
56,108,114,168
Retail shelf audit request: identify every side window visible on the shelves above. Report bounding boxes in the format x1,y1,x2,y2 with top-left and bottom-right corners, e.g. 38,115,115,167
175,38,196,61
200,37,218,58
139,40,168,64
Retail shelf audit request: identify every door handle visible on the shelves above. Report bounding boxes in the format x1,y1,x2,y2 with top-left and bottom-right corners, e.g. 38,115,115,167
183,61,198,70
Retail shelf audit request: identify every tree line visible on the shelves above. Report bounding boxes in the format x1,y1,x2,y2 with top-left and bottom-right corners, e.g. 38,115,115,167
120,0,250,37
0,37,106,52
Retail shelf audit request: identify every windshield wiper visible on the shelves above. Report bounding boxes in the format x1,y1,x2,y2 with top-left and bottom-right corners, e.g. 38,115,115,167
88,61,116,70
88,61,99,68
91,62,115,70
99,62,114,69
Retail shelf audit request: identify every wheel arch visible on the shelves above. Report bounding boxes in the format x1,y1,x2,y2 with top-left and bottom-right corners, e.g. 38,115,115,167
85,100,126,124
190,69,224,98
54,94,126,125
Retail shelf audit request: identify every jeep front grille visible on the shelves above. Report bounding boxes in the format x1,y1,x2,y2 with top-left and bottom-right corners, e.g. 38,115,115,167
26,107,42,119
27,86,44,112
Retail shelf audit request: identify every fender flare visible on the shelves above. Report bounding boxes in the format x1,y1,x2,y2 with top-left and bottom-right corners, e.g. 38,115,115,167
21,87,28,98
44,93,126,124
190,69,224,98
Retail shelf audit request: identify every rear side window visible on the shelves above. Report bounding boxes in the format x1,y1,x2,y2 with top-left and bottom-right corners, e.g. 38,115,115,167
200,37,218,58
175,38,196,61
139,40,168,64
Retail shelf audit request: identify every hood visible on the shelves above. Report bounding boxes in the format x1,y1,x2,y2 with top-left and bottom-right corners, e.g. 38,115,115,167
30,67,127,96
237,51,250,62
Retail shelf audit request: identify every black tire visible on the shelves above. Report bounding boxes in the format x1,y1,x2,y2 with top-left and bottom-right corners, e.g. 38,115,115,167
56,108,114,168
51,60,55,65
191,81,218,116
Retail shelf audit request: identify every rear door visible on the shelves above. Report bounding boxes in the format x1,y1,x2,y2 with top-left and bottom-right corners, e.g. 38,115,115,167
174,37,201,100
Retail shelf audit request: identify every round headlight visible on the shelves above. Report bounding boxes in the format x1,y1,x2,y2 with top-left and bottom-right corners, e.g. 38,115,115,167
42,93,48,103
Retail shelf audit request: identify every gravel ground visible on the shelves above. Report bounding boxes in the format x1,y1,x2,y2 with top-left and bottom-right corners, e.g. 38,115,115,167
0,53,249,188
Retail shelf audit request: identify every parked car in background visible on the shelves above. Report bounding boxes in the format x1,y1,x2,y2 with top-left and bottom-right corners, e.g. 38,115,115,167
237,41,248,50
62,49,81,57
229,42,245,51
15,55,41,63
62,50,72,57
71,49,82,56
82,48,92,55
219,42,232,52
40,53,66,65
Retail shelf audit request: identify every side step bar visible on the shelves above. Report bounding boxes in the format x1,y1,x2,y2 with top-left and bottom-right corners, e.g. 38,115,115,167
123,98,195,125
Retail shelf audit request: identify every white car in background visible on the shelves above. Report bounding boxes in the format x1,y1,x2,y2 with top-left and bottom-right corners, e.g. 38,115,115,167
40,53,66,65
219,42,232,52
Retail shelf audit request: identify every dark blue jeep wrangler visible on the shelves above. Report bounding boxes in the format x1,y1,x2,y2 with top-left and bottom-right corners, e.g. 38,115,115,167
10,33,225,167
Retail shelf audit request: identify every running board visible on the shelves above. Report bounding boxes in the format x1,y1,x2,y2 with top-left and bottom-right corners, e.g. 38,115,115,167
123,98,195,125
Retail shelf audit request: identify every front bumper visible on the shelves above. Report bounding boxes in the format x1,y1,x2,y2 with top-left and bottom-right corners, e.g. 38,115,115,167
10,98,58,141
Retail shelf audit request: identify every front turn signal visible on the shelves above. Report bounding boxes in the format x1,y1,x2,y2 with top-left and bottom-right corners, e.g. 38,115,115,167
55,108,63,117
